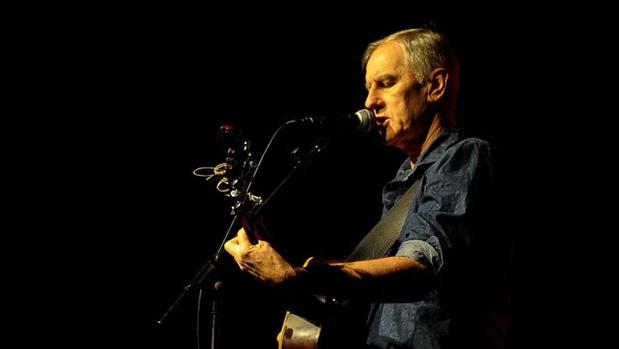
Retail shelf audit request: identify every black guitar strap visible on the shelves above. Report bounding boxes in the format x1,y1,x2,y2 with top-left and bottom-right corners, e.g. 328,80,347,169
346,178,421,262
318,179,422,349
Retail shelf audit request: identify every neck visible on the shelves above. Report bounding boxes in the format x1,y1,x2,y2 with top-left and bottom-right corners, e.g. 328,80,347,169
408,114,449,166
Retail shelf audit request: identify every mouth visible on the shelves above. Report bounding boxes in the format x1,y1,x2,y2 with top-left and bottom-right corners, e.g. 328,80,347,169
373,116,388,139
374,115,388,126
375,116,389,130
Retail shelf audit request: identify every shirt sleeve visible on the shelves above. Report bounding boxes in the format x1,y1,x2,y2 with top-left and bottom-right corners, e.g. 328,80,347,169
398,139,494,269
395,238,443,275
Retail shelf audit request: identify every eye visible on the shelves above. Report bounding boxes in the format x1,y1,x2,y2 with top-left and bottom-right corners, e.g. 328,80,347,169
379,79,395,88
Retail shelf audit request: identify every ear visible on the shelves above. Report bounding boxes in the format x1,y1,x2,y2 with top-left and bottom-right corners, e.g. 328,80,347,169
426,68,449,103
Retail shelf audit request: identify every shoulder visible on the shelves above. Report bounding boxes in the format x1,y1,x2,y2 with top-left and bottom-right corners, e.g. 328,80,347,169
447,136,493,154
436,135,494,170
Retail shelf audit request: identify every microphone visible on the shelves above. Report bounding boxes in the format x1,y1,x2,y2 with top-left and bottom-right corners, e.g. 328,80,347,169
294,109,376,133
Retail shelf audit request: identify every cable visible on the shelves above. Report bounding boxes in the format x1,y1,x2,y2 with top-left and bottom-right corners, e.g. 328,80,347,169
245,119,298,193
196,288,203,349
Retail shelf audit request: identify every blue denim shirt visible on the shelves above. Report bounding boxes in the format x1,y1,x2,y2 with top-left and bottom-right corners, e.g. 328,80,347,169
366,130,510,349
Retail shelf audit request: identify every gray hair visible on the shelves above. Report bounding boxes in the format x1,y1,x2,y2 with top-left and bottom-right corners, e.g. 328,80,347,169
362,28,461,114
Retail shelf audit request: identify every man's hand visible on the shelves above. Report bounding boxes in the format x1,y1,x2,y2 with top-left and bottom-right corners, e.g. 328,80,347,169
224,228,297,287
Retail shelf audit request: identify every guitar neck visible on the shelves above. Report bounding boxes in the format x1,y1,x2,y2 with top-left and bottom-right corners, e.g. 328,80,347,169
236,207,267,244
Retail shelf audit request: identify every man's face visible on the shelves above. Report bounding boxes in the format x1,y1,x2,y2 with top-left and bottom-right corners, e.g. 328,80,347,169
364,42,430,154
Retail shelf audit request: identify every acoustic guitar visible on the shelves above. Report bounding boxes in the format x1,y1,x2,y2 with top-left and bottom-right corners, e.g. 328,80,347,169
214,126,371,349
277,257,322,349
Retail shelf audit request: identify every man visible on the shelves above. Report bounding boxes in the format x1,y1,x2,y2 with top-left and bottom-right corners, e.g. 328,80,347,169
225,28,513,349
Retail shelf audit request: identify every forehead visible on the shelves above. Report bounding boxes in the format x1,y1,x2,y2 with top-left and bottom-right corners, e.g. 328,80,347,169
365,41,406,78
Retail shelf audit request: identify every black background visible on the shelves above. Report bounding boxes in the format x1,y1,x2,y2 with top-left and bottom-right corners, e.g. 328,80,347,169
19,4,610,349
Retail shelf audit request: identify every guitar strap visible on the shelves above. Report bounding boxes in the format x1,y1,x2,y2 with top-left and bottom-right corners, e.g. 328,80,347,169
346,178,421,262
317,179,422,349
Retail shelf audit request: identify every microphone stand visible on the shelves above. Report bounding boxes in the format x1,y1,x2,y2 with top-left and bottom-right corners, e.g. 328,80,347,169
157,125,335,349
157,218,235,349
254,139,330,218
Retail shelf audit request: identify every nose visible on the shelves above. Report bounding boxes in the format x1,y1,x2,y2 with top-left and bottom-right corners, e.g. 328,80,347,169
364,87,383,111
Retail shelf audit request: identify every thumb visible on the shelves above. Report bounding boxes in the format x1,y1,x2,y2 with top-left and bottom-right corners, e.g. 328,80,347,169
223,236,239,257
237,227,253,247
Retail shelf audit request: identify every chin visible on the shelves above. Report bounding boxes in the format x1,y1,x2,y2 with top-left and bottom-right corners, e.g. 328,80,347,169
384,130,397,146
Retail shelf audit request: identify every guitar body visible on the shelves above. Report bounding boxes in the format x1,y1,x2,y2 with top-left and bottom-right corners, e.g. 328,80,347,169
278,311,321,349
277,257,371,349
278,299,371,349
278,257,321,349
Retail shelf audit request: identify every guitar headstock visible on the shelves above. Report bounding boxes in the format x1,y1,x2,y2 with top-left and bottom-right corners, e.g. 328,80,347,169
215,124,264,243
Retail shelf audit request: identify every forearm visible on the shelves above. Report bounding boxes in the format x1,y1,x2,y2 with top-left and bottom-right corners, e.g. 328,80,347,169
292,256,435,301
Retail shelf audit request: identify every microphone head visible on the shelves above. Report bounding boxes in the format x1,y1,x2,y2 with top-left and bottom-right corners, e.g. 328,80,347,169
353,109,375,133
291,109,376,132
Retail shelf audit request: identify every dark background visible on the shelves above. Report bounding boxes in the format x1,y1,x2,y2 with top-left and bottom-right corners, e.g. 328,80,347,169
20,4,610,349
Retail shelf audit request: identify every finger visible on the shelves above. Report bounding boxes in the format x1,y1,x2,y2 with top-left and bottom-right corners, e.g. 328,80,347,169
224,237,239,257
237,227,252,248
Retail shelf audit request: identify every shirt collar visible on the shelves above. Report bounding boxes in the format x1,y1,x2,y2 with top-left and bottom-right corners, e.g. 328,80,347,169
394,129,463,182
